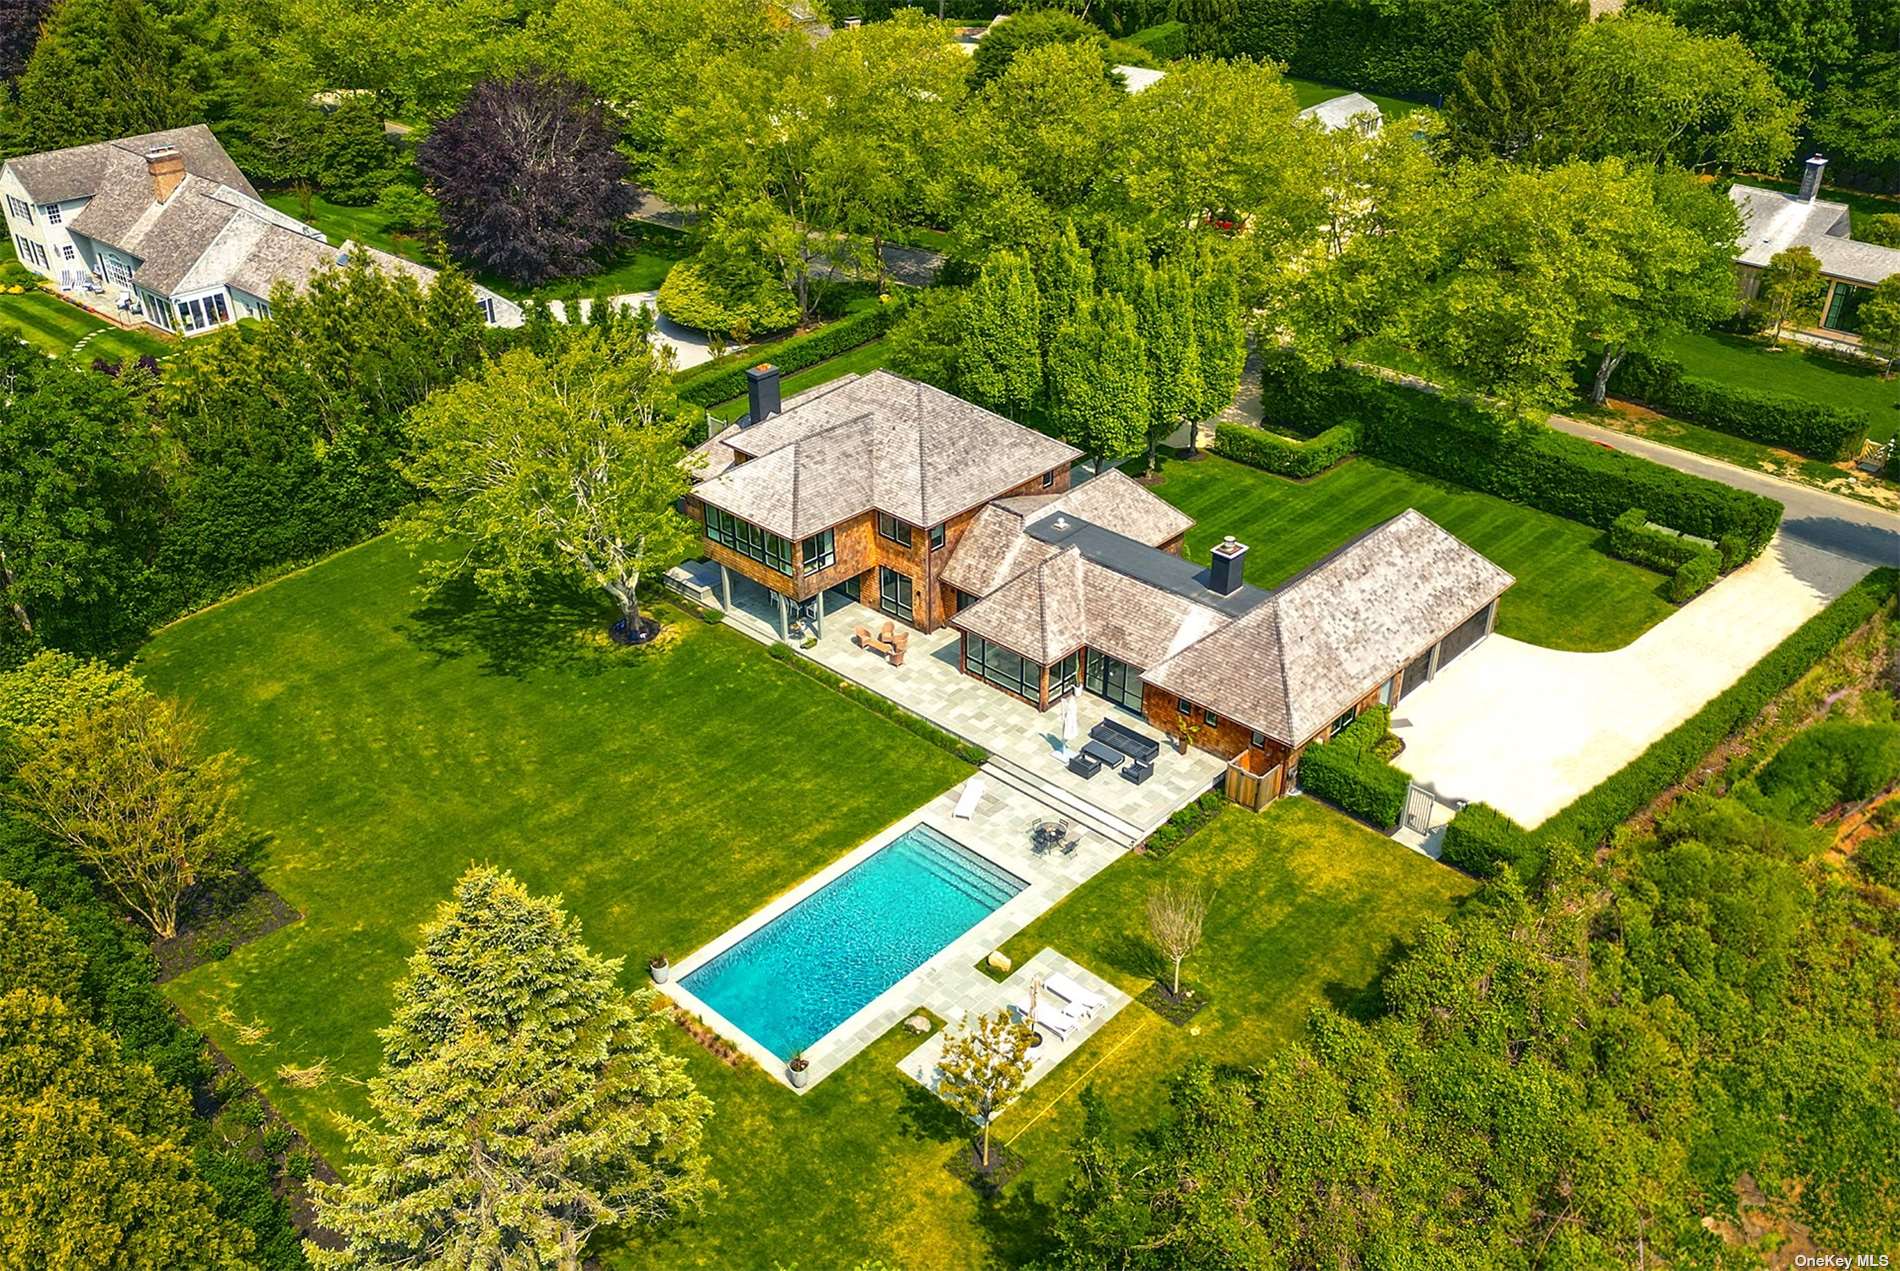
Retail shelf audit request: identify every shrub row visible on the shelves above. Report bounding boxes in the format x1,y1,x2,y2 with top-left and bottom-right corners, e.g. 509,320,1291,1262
1606,352,1871,462
1442,569,1899,878
1608,508,1724,601
765,641,989,765
1143,789,1227,857
1212,419,1358,478
1123,19,1187,60
1296,705,1411,830
675,300,902,408
1257,352,1784,564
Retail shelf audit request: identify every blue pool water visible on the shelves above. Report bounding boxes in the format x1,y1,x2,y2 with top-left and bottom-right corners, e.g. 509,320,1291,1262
681,824,1026,1061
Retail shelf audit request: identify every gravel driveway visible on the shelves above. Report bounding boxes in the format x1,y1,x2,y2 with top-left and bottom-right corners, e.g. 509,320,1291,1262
1389,535,1876,828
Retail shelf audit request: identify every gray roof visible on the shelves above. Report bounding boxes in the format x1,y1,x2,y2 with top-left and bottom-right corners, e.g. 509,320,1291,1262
944,469,1194,597
690,371,1080,538
3,124,257,207
1145,509,1513,743
1729,183,1900,287
1297,92,1384,133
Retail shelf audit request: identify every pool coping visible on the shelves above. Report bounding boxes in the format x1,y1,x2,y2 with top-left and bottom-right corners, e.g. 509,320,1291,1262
657,780,1128,1092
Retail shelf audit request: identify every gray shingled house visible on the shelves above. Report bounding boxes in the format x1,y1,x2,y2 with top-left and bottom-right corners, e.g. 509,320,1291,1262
1,124,518,338
686,366,1514,806
1729,157,1900,343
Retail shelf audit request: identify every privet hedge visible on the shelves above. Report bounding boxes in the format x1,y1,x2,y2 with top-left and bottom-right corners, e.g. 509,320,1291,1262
1296,705,1411,829
1606,352,1871,462
674,301,901,408
1608,509,1723,602
1212,419,1358,477
1257,352,1784,564
1442,568,1898,879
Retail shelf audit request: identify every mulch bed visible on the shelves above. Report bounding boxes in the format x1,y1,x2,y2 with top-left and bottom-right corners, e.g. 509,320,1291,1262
945,1138,1025,1196
199,1040,343,1253
155,883,301,983
1139,980,1211,1027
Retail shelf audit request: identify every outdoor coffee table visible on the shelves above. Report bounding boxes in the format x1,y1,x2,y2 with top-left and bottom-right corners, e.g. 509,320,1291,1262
1081,739,1126,768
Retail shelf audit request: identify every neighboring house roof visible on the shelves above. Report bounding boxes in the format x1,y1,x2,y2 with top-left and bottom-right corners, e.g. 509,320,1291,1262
945,469,1195,597
1729,183,1900,288
3,124,257,206
1145,510,1513,744
1297,92,1384,133
690,371,1080,538
1115,65,1166,93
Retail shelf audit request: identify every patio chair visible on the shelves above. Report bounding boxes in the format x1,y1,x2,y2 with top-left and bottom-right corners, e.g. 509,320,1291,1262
1068,751,1101,778
877,620,897,648
1119,759,1153,786
1043,972,1107,1019
887,629,909,667
853,625,878,653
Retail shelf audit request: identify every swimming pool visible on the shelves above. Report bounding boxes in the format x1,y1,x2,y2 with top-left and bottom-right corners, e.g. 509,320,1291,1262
680,823,1027,1061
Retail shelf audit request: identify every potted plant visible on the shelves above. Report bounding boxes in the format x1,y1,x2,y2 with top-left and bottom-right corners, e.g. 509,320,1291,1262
1175,720,1204,755
788,1053,810,1089
648,955,670,984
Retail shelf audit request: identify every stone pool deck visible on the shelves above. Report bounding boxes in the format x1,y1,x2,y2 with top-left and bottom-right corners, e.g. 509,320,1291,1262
658,776,1131,1092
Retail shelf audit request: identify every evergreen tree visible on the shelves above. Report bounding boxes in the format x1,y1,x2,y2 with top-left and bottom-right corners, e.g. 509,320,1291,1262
0,881,84,1001
317,94,397,206
1444,0,1595,166
1035,220,1094,388
958,250,1042,418
11,0,197,152
1138,261,1203,473
1049,295,1150,469
310,866,713,1268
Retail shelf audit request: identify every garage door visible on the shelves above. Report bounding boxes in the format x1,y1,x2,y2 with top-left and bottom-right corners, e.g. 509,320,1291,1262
1398,646,1434,700
1435,602,1492,669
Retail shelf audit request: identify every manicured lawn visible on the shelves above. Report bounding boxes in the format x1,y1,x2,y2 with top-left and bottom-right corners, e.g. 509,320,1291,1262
1661,329,1900,444
262,190,422,263
0,280,171,363
707,337,893,422
138,533,969,1168
1285,75,1429,120
1150,452,1678,651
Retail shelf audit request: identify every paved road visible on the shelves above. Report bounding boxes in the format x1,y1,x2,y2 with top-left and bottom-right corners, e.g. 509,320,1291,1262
1548,412,1900,568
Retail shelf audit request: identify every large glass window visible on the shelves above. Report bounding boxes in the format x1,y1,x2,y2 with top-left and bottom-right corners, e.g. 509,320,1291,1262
801,528,834,576
965,635,1038,701
705,506,792,575
1085,649,1145,712
178,294,230,332
1050,650,1080,698
1823,282,1869,334
876,512,912,547
878,566,914,623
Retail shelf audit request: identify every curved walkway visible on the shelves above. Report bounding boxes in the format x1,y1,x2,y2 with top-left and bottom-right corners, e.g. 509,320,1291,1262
1390,535,1875,828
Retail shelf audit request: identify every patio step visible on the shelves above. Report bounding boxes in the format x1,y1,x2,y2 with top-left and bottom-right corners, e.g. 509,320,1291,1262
980,757,1145,849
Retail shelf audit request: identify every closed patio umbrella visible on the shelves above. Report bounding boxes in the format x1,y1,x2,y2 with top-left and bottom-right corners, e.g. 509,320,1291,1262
1060,694,1079,755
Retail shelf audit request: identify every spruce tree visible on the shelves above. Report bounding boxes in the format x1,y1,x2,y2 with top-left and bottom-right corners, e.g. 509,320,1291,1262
11,0,197,152
959,250,1042,418
1444,0,1595,166
310,866,713,1269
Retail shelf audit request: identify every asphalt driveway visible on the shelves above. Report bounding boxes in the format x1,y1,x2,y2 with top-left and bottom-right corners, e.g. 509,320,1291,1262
1389,535,1876,828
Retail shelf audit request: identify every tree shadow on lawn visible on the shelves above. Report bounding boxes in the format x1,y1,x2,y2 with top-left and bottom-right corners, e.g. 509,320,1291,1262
395,572,629,678
1097,927,1168,983
974,1175,1059,1266
895,1071,970,1145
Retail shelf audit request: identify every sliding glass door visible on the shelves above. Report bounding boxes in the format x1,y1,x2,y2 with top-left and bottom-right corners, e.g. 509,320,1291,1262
877,566,914,624
1085,649,1144,712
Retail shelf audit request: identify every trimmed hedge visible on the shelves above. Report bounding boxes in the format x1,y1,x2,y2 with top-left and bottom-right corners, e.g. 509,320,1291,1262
1443,568,1899,878
675,301,901,408
1439,802,1532,877
1143,790,1227,857
1258,352,1784,565
1608,508,1722,602
1213,419,1358,478
1124,19,1187,60
766,641,988,765
1606,352,1871,462
1297,705,1411,829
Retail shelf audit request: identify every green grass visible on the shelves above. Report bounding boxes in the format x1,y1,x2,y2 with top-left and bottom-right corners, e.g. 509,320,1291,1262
1284,75,1428,121
138,533,969,1166
0,247,171,361
262,191,418,262
1151,452,1678,651
135,531,1479,1266
1661,329,1900,445
707,337,893,422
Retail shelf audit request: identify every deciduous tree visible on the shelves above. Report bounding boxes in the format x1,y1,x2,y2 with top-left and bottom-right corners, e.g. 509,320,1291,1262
959,250,1043,417
0,0,53,81
401,325,701,639
8,690,249,940
1049,294,1150,469
935,1007,1036,1170
1857,276,1900,378
417,68,634,286
1145,880,1209,997
1756,245,1828,341
310,866,713,1268
1138,261,1203,473
0,881,84,1000
316,93,397,206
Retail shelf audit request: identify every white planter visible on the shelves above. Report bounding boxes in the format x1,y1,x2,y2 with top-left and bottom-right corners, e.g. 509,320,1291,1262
648,958,670,984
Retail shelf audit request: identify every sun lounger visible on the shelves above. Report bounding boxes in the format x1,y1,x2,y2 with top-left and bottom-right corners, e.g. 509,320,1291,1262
1043,972,1107,1018
953,776,985,819
1015,997,1080,1040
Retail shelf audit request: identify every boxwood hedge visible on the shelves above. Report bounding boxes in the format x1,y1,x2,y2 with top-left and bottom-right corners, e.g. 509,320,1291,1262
1257,352,1784,564
1442,568,1898,878
674,301,901,408
1297,705,1411,829
1606,352,1871,462
1212,419,1358,477
1608,508,1723,601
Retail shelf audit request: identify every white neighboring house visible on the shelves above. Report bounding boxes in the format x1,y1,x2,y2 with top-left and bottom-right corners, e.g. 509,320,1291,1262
1,124,520,338
1297,91,1384,136
1729,156,1900,344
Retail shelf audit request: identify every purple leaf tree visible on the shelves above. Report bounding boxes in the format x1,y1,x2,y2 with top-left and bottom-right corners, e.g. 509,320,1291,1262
417,70,634,287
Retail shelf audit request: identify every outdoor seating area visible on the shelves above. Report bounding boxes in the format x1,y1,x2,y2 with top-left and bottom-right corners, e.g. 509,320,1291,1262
1067,719,1157,785
854,621,909,666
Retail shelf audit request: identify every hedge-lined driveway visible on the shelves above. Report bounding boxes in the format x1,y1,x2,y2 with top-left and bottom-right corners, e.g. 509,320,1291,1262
1390,535,1875,828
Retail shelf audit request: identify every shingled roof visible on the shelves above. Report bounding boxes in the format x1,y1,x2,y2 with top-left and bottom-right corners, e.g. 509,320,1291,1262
1145,510,1513,743
690,371,1079,538
4,124,257,206
943,469,1194,597
1730,183,1900,287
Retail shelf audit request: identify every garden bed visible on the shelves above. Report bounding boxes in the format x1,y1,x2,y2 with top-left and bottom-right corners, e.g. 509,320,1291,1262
1138,980,1210,1026
154,882,301,983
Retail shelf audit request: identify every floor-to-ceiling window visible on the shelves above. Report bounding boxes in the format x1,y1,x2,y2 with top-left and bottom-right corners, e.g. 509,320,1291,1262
1823,281,1869,334
1050,650,1080,699
965,635,1038,702
878,566,914,623
1085,649,1144,712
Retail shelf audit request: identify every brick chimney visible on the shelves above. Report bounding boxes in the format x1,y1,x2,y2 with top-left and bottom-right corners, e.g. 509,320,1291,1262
743,364,781,428
146,146,185,204
1799,154,1826,202
1210,536,1249,595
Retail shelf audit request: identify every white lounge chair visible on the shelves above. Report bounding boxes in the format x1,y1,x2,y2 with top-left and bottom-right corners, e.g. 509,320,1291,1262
1015,997,1080,1041
1044,971,1107,1018
953,777,985,820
